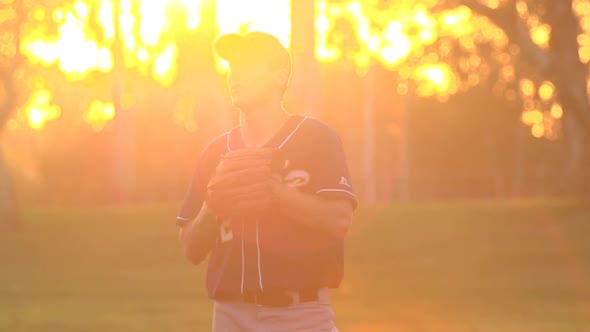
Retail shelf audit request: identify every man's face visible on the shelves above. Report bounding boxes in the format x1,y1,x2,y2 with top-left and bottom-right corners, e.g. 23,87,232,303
227,54,282,110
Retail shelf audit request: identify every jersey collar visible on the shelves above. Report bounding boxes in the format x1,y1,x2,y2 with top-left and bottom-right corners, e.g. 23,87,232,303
227,115,308,151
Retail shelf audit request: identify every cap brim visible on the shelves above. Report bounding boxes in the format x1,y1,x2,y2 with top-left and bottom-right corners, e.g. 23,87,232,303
213,34,245,62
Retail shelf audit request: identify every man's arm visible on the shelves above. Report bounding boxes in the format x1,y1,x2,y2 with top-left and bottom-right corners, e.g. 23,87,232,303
179,202,219,265
272,180,354,238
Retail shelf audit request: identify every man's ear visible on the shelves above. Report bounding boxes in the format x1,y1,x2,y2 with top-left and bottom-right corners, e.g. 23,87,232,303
274,68,290,86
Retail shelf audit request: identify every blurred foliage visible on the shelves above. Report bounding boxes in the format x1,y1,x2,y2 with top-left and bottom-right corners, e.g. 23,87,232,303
1,0,590,205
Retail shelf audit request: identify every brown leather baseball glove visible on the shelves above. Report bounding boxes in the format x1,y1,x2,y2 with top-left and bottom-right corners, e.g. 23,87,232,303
206,148,284,219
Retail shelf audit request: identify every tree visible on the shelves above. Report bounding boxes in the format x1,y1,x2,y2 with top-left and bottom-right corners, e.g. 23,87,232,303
0,0,24,230
459,0,590,192
316,0,590,197
461,0,590,131
4,0,228,205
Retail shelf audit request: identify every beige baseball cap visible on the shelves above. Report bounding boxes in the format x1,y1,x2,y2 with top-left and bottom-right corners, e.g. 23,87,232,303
213,32,292,75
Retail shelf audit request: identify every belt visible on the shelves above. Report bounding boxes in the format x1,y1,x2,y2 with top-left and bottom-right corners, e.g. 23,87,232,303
242,289,319,307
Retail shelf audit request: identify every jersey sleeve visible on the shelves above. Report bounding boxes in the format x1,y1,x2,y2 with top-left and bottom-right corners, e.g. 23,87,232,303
176,143,218,227
309,126,358,210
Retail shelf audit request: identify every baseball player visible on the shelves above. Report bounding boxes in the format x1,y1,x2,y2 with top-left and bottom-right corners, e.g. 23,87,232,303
177,32,357,332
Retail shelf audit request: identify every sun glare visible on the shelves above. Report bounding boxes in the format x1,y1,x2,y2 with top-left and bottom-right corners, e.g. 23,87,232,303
550,104,563,119
531,24,550,48
215,0,291,72
23,88,62,130
15,0,582,137
521,109,543,125
539,81,554,101
21,0,202,85
414,63,455,97
19,0,204,130
85,100,116,132
531,123,544,138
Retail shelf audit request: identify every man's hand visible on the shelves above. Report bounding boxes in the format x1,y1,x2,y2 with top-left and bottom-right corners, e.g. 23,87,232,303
206,148,284,218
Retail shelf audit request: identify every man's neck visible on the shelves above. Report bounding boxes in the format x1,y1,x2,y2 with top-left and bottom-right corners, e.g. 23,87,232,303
239,101,290,148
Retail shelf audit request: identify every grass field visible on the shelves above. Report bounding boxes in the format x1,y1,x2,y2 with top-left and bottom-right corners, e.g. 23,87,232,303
2,200,590,331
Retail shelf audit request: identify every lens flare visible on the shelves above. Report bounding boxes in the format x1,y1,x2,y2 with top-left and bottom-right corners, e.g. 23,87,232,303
85,100,116,132
414,63,456,97
521,109,543,125
23,88,62,130
215,0,291,72
20,0,202,84
16,0,579,140
550,104,564,119
20,0,203,129
313,0,505,99
531,24,550,48
539,81,554,101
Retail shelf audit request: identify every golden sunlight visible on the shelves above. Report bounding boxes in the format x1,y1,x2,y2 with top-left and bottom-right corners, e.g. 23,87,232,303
550,104,564,119
485,0,500,9
174,96,198,132
16,0,586,139
521,109,543,125
19,0,204,130
538,81,554,101
531,24,550,48
574,0,590,17
414,63,455,97
6,119,19,131
18,0,506,104
21,0,202,84
215,0,291,72
313,0,505,99
520,79,535,97
23,88,62,130
85,100,116,132
531,122,544,138
139,1,167,46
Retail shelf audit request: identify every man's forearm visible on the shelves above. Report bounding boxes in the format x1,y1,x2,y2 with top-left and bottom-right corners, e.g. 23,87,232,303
179,202,218,265
272,181,353,238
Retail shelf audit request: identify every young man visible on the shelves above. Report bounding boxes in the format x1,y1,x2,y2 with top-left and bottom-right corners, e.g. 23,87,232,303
177,32,357,332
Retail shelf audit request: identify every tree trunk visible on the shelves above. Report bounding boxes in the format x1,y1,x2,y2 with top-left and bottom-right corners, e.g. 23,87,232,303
110,0,136,203
397,94,410,200
545,0,590,194
463,0,590,195
0,0,22,231
0,149,19,232
0,69,19,231
462,0,590,139
290,0,321,116
511,118,526,196
362,64,377,203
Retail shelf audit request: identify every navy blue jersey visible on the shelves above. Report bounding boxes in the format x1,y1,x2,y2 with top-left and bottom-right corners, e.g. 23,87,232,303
177,115,357,299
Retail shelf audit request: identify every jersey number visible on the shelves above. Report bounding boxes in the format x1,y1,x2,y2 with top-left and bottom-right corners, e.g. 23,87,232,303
219,219,233,243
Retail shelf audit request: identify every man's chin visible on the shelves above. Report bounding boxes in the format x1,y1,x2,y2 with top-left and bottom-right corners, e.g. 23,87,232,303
232,98,254,111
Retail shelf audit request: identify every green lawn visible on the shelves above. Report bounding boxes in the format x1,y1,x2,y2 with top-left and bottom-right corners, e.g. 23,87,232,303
2,200,590,331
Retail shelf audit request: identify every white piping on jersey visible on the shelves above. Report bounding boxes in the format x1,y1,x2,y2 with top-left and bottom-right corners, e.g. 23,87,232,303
176,216,189,221
226,131,232,152
233,116,309,294
228,115,307,152
225,124,240,153
278,116,308,149
240,220,245,295
255,219,264,290
316,188,357,198
245,116,307,293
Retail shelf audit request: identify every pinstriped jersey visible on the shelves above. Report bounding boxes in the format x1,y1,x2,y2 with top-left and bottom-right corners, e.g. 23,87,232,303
177,115,357,298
